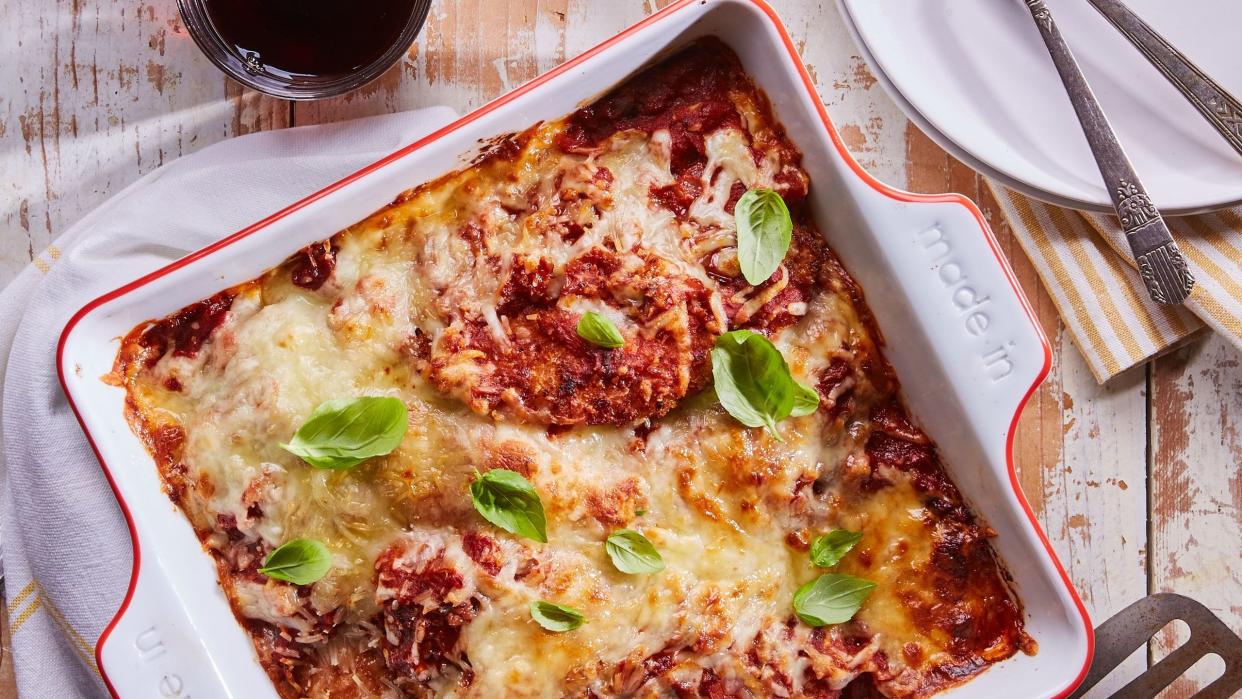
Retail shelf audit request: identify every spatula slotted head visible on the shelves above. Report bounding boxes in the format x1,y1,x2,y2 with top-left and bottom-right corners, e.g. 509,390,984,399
1069,593,1242,698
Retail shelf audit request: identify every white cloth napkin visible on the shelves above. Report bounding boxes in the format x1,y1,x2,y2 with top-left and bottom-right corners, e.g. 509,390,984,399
0,106,457,698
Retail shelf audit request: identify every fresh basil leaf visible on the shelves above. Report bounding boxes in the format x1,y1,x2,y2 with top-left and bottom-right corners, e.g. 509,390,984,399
577,311,625,349
605,529,665,574
281,396,408,470
735,187,793,286
711,329,796,438
530,600,586,632
470,469,548,543
810,530,863,568
790,380,820,418
259,538,332,585
793,573,875,627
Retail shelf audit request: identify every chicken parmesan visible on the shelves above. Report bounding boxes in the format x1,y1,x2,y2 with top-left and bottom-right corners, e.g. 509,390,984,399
114,39,1033,699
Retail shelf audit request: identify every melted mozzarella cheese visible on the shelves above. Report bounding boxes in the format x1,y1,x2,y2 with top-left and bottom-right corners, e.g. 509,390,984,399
120,80,1014,699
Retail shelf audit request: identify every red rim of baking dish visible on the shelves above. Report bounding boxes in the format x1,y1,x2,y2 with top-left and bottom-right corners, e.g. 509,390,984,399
55,0,1093,695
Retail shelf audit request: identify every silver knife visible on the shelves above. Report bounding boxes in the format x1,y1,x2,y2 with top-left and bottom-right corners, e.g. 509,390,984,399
1021,0,1194,305
1087,0,1242,158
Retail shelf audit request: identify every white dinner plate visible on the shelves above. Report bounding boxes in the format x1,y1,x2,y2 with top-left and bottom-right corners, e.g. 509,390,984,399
840,0,1242,214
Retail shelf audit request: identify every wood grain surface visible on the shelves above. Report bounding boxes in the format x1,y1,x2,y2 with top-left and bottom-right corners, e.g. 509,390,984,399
0,1,1237,697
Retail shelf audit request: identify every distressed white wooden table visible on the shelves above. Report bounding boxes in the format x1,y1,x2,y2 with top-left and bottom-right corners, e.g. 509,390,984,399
1,1,1238,697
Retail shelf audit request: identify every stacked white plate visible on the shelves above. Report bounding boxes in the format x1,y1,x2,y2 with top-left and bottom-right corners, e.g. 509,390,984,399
838,0,1242,214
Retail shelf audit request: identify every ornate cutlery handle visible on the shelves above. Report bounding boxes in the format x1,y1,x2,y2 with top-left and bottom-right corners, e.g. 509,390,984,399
1022,0,1194,305
1087,0,1242,158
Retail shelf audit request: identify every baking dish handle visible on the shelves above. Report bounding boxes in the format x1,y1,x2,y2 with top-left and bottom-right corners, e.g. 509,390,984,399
840,175,1052,452
98,539,279,699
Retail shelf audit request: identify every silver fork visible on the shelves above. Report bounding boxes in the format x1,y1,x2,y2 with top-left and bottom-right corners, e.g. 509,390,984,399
1021,0,1195,305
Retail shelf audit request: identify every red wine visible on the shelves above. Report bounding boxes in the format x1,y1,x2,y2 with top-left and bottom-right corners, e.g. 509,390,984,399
204,0,419,78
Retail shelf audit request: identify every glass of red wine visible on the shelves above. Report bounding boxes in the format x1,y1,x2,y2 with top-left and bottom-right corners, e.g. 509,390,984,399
178,0,432,100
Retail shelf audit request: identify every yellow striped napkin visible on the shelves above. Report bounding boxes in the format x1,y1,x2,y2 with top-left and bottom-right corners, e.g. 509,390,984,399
987,182,1242,382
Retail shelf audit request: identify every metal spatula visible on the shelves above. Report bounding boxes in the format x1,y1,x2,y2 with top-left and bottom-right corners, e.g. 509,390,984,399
1070,594,1242,698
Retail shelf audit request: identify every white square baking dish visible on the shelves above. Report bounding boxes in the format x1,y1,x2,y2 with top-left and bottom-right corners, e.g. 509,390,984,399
58,1,1093,696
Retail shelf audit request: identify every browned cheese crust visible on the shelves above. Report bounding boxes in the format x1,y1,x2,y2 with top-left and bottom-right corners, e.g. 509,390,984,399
114,39,1033,699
